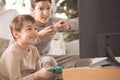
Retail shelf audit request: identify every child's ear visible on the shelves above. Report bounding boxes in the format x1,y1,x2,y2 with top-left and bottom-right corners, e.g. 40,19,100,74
13,30,20,39
30,7,35,14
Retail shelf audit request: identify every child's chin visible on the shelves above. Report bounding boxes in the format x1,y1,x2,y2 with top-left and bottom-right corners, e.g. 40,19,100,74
42,19,49,23
31,42,37,45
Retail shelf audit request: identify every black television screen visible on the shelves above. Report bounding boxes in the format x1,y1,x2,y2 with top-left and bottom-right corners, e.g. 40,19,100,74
78,0,120,67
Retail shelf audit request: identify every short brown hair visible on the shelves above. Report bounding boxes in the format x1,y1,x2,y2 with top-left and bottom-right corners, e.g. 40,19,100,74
30,0,52,9
10,15,35,39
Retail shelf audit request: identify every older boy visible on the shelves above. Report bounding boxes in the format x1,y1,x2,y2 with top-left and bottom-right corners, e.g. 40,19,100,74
30,0,92,68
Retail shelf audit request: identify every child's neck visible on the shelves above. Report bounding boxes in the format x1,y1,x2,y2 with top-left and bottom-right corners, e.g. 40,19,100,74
36,21,45,27
15,42,29,52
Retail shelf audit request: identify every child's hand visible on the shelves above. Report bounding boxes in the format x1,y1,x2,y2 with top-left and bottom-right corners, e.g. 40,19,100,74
33,66,55,79
55,74,63,79
39,67,55,78
54,20,70,31
38,25,55,38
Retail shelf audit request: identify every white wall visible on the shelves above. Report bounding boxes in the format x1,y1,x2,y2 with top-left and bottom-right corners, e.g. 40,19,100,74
0,9,18,39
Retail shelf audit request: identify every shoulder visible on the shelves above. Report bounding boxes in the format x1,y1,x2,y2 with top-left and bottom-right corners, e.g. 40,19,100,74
49,17,61,23
1,44,22,62
2,44,19,55
50,17,60,20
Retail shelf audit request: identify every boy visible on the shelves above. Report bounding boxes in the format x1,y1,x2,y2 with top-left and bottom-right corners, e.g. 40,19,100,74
0,15,57,80
30,0,92,68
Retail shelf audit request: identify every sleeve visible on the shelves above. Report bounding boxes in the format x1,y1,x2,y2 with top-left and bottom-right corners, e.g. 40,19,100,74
51,17,79,32
67,17,79,31
4,50,35,80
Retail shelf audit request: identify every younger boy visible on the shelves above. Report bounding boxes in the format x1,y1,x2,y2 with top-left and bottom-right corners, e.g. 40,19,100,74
0,15,57,80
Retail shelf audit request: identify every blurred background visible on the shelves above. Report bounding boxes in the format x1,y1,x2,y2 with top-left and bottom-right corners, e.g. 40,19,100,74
0,0,78,19
0,0,79,55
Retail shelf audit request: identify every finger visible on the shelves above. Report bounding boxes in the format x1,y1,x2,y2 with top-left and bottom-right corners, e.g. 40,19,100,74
43,65,55,70
59,20,65,23
49,25,54,28
56,24,63,29
47,28,55,33
46,67,55,71
44,26,54,31
44,73,54,78
58,22,66,28
44,65,50,68
47,72,55,77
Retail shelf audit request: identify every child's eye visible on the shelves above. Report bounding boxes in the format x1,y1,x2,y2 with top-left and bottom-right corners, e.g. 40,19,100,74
28,28,32,30
39,8,44,11
47,7,50,10
34,27,37,30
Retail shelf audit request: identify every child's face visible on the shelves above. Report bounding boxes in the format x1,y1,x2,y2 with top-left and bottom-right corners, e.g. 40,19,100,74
17,20,38,45
31,1,51,24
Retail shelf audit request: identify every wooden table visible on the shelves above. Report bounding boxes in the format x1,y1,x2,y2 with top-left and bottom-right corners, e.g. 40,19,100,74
63,67,120,80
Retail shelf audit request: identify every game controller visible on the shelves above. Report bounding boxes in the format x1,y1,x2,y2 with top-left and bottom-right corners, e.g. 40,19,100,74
49,66,63,74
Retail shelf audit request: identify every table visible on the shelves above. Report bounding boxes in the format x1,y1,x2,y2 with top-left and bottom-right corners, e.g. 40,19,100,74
63,67,120,80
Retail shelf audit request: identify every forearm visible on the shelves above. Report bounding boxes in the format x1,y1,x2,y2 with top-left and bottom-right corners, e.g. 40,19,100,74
38,31,45,38
67,18,78,31
22,74,35,80
32,72,40,80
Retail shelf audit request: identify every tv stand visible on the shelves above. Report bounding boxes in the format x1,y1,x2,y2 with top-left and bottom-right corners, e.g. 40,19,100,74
89,46,120,68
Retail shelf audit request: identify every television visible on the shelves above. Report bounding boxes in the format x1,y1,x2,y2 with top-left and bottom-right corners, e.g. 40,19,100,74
78,0,120,67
